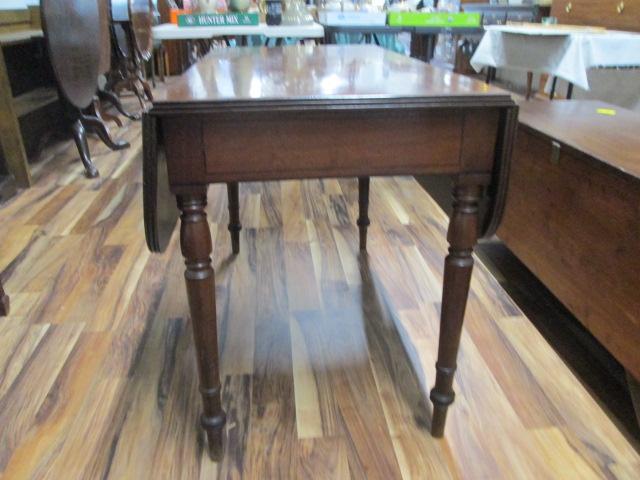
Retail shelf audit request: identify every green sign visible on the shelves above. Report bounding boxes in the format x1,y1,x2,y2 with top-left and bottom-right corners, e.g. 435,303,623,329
387,12,481,28
178,13,260,27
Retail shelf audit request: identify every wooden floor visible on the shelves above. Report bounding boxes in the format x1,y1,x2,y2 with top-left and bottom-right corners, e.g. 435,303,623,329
1,115,639,479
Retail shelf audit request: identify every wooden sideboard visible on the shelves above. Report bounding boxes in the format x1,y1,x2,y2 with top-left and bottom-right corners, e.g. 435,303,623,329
498,100,640,387
551,0,640,32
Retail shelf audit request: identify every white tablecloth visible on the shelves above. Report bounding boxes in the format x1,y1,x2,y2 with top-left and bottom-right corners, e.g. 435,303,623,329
470,26,640,90
152,22,325,41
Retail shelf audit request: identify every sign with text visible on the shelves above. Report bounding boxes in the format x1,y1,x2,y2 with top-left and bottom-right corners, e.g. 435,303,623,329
178,13,259,27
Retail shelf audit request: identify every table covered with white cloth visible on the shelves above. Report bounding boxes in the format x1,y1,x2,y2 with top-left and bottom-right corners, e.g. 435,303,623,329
470,25,640,91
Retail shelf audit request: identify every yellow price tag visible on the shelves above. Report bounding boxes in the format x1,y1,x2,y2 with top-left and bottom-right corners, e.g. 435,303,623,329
596,108,616,116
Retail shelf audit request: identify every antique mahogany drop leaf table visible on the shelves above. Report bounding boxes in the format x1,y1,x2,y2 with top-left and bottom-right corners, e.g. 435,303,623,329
143,44,517,459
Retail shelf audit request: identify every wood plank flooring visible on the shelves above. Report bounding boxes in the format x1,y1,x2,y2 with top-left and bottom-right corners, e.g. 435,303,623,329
0,115,639,479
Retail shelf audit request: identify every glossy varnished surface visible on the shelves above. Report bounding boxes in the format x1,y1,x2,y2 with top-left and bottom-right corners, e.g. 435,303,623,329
1,116,639,477
152,45,510,110
41,0,103,109
518,100,640,180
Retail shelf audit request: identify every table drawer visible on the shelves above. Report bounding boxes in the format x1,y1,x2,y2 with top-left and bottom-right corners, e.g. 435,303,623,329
200,110,466,182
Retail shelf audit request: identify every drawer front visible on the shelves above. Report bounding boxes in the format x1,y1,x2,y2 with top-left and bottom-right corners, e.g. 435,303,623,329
498,129,640,378
200,110,467,182
551,0,640,32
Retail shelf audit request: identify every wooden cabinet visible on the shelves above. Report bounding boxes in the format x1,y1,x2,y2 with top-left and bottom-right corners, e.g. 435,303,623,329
551,0,640,32
499,100,640,381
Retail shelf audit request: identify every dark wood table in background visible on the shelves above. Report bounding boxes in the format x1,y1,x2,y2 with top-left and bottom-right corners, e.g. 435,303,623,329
143,44,517,459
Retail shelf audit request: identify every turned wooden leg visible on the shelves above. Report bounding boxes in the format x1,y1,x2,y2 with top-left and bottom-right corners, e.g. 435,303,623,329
550,76,558,101
178,193,226,460
430,181,482,437
226,182,241,255
566,82,574,100
525,71,533,100
71,119,98,178
0,279,9,316
357,176,370,251
485,66,495,84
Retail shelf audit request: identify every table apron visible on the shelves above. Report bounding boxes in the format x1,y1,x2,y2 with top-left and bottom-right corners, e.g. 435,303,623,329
161,108,501,187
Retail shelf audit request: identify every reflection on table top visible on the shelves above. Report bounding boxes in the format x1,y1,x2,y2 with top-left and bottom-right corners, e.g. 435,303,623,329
152,22,325,40
152,44,510,109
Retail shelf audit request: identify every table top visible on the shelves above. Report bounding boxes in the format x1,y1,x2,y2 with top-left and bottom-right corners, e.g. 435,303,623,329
152,44,511,113
152,22,325,40
518,100,640,180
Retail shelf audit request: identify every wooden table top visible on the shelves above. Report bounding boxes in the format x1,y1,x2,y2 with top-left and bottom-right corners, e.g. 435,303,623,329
152,45,512,113
518,100,640,181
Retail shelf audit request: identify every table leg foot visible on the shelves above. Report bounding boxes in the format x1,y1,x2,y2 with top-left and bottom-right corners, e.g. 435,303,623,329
226,182,241,255
178,193,226,461
80,114,130,151
71,119,99,178
98,89,141,121
357,177,370,251
429,181,482,437
201,389,226,460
